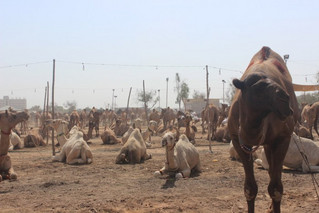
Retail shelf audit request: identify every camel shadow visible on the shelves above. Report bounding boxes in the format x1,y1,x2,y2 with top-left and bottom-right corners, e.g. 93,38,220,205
161,176,177,189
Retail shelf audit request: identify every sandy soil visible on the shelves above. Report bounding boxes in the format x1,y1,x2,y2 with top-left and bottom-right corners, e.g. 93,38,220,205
1,127,319,213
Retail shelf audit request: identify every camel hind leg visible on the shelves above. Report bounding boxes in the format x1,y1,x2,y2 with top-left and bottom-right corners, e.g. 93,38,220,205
66,147,83,164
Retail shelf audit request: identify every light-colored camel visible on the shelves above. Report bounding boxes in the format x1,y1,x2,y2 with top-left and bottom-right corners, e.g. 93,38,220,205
45,119,69,147
8,132,22,150
154,133,201,179
50,125,93,165
0,109,29,181
121,120,158,145
115,129,151,164
100,127,121,144
0,131,23,151
255,133,319,173
214,124,231,143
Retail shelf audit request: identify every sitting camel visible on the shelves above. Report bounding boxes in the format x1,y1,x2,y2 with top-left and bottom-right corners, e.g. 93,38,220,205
100,127,121,144
9,131,23,150
154,133,201,179
214,124,231,143
115,129,151,164
24,128,46,147
47,124,93,165
112,119,130,137
0,109,29,181
182,113,197,144
255,133,319,173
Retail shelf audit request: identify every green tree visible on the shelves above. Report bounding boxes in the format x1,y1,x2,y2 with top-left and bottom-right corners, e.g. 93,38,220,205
192,90,206,99
29,105,41,112
63,101,77,114
137,90,158,109
175,73,190,111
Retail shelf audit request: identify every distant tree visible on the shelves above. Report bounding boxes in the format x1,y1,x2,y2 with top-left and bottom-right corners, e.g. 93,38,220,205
226,83,236,104
29,105,41,112
63,101,77,114
192,90,206,99
175,73,190,111
296,92,319,105
137,90,158,109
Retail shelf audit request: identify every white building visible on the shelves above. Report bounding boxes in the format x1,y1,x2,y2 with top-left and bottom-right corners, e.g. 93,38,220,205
0,96,27,110
184,98,220,115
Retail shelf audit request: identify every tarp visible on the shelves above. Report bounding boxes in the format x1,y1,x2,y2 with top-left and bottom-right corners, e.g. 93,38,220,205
293,84,319,92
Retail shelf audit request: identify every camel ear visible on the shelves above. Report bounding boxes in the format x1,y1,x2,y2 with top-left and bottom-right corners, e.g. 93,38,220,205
233,79,245,90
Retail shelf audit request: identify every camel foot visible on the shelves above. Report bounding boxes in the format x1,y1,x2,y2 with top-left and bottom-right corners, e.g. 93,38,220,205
9,173,17,180
175,173,183,179
154,171,162,177
87,158,93,164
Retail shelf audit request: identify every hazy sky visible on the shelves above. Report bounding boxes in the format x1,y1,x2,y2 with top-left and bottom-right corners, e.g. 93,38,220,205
1,0,319,109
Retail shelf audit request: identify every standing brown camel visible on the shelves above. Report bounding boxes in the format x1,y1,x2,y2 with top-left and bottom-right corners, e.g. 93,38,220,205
160,107,176,129
68,110,80,130
228,47,299,213
201,105,219,140
301,102,319,140
0,109,29,181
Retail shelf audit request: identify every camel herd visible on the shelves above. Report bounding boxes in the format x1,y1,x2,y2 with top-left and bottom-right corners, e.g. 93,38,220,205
2,47,319,212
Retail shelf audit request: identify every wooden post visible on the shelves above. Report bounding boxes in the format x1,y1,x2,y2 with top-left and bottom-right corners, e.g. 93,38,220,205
126,87,132,121
143,80,149,125
51,59,56,156
42,85,47,127
46,82,49,144
206,65,212,153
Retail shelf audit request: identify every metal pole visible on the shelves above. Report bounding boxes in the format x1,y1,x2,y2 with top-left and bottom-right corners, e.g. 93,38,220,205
46,82,49,145
206,65,212,153
112,89,115,110
222,80,226,103
158,89,160,108
166,78,169,108
51,59,56,156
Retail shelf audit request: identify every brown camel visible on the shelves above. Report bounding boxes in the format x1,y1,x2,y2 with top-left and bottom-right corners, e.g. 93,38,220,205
0,109,29,181
201,105,219,140
228,47,299,213
100,127,121,144
182,113,197,144
160,107,176,129
68,110,80,130
301,102,319,140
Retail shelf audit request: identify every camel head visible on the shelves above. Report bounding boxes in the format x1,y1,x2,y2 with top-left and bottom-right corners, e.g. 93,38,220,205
148,120,158,133
233,73,293,121
45,119,65,130
161,132,176,148
0,109,29,133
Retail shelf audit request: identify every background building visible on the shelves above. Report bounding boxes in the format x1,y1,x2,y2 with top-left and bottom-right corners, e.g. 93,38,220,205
0,96,27,110
184,98,220,115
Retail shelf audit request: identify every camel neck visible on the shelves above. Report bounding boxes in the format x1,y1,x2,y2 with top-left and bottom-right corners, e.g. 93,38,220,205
165,145,178,170
0,131,10,156
56,124,68,146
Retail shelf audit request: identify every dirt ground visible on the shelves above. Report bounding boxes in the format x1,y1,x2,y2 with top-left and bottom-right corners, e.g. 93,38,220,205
1,126,319,213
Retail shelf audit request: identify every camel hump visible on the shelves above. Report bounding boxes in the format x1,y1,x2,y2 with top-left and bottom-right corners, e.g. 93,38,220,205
260,46,271,61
